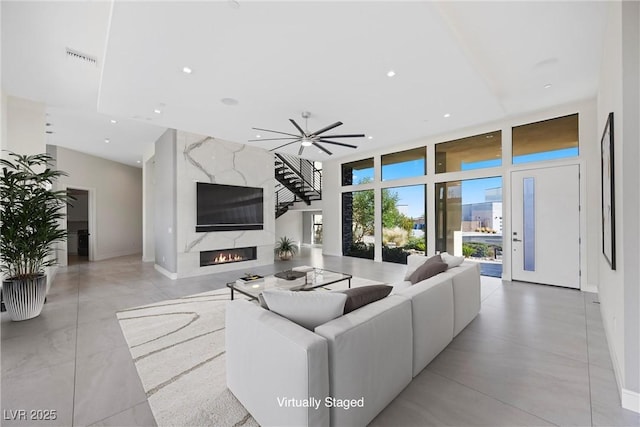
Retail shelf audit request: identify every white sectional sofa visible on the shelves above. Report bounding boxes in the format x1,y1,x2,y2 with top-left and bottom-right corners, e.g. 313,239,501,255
226,259,481,427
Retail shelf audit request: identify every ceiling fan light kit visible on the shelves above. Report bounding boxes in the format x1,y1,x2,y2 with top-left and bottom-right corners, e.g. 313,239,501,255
250,111,365,156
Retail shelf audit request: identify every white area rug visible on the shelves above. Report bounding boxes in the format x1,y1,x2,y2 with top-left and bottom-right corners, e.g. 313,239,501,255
117,276,383,427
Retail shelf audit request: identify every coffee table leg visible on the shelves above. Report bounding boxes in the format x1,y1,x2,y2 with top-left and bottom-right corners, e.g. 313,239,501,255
231,288,235,300
348,278,351,288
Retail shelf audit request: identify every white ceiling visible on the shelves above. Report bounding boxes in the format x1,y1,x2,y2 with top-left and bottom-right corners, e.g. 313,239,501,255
2,1,608,165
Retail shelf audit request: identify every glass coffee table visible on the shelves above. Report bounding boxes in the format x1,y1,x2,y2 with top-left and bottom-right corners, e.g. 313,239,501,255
227,268,352,301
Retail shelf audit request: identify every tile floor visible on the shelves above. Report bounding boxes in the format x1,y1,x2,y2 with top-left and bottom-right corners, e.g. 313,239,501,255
1,248,638,426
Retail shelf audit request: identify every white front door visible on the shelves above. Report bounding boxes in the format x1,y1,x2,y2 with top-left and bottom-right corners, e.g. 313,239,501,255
511,164,580,288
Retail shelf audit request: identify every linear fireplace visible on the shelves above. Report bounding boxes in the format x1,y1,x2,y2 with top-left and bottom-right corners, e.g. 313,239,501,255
200,247,257,267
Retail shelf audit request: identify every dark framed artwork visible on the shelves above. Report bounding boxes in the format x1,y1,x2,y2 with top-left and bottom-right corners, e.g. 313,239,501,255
601,112,616,270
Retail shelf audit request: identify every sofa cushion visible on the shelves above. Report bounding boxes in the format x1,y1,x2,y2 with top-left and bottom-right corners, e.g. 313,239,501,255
408,257,448,284
262,289,347,330
339,285,392,314
391,280,412,294
441,252,464,268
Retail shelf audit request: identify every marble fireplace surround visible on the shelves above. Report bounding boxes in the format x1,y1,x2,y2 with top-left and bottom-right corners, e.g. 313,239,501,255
174,131,275,279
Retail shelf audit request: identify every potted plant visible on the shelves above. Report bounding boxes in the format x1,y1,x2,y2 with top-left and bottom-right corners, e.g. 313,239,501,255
275,236,298,261
1,152,69,321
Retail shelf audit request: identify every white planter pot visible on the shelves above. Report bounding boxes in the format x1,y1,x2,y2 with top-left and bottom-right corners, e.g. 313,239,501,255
3,274,47,321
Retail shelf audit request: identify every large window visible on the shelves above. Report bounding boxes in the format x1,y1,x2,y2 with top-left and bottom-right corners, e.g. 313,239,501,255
435,177,503,277
435,131,501,173
512,114,578,164
382,147,426,181
342,158,374,186
382,185,426,264
342,190,375,259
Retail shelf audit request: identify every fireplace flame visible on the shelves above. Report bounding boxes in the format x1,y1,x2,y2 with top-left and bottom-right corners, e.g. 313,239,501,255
213,252,246,264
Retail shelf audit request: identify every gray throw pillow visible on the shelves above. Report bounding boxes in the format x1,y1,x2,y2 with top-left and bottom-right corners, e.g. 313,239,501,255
339,285,393,314
408,257,448,284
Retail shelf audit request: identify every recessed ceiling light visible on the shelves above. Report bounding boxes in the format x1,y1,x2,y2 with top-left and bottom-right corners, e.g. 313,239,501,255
221,97,239,106
182,66,193,74
256,134,261,138
105,138,110,143
387,70,396,77
110,119,117,124
367,136,373,140
137,160,141,164
443,113,451,118
153,109,162,114
544,83,552,89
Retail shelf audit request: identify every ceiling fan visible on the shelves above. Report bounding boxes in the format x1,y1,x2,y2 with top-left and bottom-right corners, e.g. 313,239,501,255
249,111,365,156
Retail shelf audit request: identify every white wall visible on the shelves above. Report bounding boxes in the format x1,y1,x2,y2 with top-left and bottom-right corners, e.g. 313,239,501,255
323,99,599,291
275,210,303,246
153,130,177,274
597,0,640,410
55,146,143,262
142,155,155,262
1,92,7,153
3,95,46,157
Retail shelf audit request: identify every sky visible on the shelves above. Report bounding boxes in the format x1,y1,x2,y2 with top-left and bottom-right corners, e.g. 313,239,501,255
347,148,578,217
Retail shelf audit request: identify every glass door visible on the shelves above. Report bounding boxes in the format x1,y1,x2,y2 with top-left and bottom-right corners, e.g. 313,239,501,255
435,177,503,277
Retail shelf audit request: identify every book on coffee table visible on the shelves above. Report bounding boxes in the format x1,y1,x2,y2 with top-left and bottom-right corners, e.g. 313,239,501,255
236,274,264,285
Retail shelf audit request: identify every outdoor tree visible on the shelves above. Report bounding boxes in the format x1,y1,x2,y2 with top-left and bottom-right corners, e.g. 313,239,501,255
352,189,374,242
351,179,416,243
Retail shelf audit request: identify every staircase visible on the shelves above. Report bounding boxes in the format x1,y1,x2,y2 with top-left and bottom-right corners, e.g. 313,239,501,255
274,153,322,218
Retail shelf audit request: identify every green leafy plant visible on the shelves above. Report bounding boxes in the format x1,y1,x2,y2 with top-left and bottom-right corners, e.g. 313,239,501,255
462,244,475,258
405,236,426,252
0,152,69,279
275,236,298,256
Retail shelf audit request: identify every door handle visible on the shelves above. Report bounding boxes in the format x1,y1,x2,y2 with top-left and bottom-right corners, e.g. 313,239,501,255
513,238,522,242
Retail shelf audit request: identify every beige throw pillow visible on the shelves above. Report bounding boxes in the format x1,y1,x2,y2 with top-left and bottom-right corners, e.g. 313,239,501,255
262,289,347,330
441,252,464,268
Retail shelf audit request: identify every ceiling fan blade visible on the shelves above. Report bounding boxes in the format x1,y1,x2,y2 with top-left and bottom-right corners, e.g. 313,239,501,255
298,145,305,156
318,139,357,149
252,127,300,138
289,119,306,136
312,142,332,156
269,139,301,151
248,137,300,142
319,134,366,139
310,121,343,137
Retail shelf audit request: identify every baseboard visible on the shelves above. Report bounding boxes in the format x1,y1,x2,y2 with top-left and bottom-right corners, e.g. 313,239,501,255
142,256,155,263
94,248,143,261
154,264,178,280
622,388,640,413
581,283,598,293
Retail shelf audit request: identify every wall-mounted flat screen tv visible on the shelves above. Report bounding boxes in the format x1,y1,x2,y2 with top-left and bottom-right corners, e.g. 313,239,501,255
196,183,264,232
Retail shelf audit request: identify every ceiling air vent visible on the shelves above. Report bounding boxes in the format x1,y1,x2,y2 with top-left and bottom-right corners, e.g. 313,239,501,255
65,47,97,66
